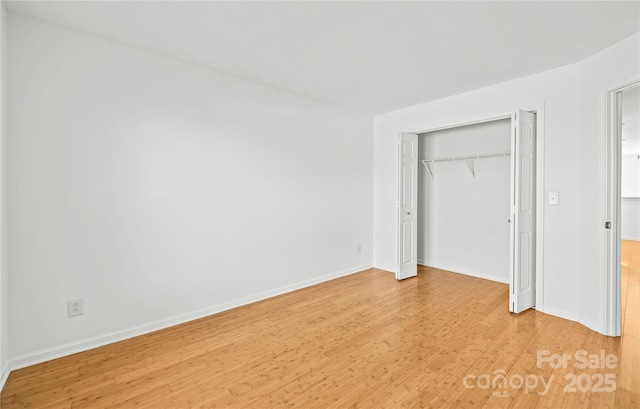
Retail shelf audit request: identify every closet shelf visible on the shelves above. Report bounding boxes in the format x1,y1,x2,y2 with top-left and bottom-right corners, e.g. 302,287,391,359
420,151,511,178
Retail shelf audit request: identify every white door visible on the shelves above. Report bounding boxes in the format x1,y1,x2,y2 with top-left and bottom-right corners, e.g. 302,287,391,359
510,110,536,313
397,132,418,280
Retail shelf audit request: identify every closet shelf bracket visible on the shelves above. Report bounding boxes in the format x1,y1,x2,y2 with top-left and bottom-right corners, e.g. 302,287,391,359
465,159,475,178
421,161,433,178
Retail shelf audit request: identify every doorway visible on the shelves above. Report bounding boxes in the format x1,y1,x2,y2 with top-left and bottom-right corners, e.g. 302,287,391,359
606,82,640,336
397,110,541,314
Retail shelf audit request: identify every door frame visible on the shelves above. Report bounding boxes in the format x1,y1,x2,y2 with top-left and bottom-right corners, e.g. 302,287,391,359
604,80,639,337
397,107,546,311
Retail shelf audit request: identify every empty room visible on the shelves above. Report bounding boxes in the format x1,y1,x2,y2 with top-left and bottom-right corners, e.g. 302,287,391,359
0,1,638,408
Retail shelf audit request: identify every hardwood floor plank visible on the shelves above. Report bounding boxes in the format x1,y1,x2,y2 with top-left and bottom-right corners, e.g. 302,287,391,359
2,262,639,408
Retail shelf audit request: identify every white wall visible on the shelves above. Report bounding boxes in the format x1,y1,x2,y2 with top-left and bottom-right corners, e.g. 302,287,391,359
621,199,640,240
7,14,373,366
621,154,640,240
374,63,581,319
622,154,640,198
417,119,511,283
374,33,640,335
578,34,640,333
0,1,8,387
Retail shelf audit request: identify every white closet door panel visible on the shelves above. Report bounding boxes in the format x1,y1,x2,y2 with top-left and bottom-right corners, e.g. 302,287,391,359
398,132,418,280
510,110,536,313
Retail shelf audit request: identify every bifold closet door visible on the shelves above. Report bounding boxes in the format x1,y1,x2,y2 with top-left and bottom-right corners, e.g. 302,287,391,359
397,132,418,280
510,110,536,313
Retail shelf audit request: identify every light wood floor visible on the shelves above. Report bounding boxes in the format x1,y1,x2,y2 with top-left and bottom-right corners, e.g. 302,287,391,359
2,246,639,408
621,239,640,408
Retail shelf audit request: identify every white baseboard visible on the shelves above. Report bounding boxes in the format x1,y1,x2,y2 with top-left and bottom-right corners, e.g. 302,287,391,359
372,263,396,275
0,363,9,392
578,315,601,335
545,306,604,335
621,236,640,241
542,305,580,324
417,262,509,284
9,264,372,371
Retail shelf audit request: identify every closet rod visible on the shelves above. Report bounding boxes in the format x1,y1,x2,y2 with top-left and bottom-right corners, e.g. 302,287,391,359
419,151,510,164
419,151,510,178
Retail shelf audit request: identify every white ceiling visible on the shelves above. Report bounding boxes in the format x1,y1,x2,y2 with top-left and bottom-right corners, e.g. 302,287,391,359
5,1,640,115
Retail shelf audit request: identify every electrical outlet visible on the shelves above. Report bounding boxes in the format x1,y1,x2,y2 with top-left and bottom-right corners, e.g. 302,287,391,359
357,244,362,254
68,299,84,317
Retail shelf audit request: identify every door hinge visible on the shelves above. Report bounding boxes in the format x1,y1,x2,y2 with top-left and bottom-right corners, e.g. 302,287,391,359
605,221,612,229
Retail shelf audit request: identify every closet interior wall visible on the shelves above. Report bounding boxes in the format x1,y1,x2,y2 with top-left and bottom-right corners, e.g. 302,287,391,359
417,119,511,283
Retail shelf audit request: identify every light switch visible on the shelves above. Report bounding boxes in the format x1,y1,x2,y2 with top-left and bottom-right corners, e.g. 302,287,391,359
548,192,559,205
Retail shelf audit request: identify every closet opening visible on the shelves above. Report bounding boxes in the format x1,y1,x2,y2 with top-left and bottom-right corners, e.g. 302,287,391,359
417,119,512,284
397,111,538,314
